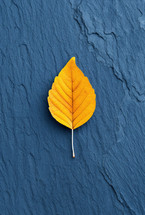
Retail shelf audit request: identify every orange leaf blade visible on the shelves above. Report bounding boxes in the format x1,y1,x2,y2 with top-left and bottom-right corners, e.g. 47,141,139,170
48,57,96,129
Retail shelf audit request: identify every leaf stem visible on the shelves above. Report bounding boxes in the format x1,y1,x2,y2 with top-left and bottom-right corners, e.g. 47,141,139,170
72,129,75,158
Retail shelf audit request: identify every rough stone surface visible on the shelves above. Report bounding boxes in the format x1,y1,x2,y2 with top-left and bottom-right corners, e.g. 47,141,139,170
0,0,145,214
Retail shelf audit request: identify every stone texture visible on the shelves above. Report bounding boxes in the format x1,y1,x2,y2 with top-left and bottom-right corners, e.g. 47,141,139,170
0,0,145,214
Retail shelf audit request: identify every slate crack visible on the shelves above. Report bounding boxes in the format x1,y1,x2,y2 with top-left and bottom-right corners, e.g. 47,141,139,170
100,170,136,215
71,2,145,103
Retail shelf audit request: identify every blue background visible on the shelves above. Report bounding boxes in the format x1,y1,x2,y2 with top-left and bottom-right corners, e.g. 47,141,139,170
0,0,145,214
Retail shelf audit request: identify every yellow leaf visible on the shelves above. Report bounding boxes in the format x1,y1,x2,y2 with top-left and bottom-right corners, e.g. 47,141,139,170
47,57,96,157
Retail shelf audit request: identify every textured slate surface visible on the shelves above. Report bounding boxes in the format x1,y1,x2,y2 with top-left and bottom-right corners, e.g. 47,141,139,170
0,0,145,214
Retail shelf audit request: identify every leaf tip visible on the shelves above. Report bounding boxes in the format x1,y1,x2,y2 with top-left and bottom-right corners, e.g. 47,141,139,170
71,56,76,62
